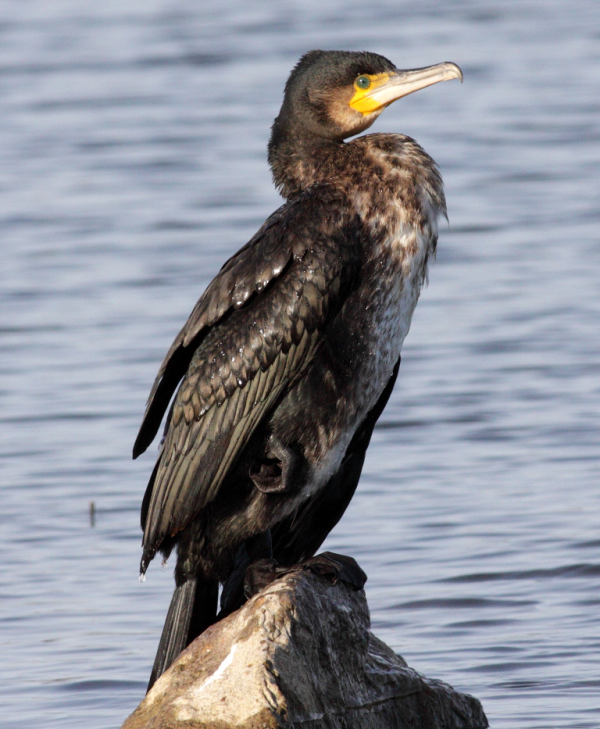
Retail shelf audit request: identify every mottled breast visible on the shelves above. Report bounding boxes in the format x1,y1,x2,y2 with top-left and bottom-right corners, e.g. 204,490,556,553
308,134,447,484
353,132,446,378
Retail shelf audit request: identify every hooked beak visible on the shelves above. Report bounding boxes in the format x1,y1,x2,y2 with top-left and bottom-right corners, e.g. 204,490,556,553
350,62,463,115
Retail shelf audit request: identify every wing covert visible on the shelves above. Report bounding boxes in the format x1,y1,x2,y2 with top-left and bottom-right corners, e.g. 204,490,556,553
133,187,348,459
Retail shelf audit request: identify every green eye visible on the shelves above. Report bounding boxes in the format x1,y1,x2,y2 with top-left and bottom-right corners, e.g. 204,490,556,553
355,75,371,90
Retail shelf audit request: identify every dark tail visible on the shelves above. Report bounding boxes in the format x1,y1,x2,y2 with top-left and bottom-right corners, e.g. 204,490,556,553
147,576,218,692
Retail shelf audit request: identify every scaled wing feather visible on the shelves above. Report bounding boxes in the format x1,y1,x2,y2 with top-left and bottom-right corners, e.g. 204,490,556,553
138,189,360,566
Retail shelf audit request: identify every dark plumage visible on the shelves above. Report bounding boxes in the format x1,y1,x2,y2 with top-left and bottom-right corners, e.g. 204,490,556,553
134,49,462,690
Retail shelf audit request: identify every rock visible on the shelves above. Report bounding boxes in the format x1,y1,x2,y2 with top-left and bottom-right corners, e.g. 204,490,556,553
122,567,488,729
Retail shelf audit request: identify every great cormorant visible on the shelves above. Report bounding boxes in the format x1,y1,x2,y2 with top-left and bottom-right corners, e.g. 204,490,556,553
133,50,462,690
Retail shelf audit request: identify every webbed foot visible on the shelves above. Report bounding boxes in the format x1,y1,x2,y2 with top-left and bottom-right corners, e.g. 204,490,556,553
243,551,367,599
302,552,367,590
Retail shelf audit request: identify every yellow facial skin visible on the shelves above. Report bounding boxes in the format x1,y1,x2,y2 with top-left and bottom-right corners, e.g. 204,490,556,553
349,73,392,115
348,63,463,117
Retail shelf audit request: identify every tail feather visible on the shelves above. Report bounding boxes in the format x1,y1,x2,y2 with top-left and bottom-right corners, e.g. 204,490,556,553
147,577,218,692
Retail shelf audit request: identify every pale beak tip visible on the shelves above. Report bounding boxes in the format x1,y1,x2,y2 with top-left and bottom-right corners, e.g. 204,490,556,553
449,63,464,83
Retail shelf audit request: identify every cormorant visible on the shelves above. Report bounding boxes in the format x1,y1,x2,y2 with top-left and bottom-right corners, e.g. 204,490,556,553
133,50,462,690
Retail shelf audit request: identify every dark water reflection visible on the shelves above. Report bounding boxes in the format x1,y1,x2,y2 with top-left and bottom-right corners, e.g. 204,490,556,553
2,1,600,727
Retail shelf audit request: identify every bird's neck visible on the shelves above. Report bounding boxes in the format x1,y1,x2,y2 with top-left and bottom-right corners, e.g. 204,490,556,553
268,123,346,198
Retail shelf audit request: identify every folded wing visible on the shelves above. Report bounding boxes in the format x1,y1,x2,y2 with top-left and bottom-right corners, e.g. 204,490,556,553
136,188,362,571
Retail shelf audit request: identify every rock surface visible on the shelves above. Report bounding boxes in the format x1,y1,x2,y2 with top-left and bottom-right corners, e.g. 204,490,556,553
122,569,488,729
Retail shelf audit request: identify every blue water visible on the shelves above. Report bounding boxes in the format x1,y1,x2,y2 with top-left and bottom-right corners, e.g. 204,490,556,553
2,1,600,727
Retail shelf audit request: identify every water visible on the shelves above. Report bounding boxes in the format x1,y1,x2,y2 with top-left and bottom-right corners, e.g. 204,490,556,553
1,1,599,726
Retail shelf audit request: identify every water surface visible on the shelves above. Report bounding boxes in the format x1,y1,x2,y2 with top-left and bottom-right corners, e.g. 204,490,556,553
2,1,600,727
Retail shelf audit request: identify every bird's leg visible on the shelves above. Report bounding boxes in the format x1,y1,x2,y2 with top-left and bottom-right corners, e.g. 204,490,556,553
242,529,279,598
246,528,273,561
218,544,250,618
249,435,300,493
218,530,274,618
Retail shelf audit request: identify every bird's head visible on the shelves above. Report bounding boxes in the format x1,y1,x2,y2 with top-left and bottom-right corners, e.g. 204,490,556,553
270,50,462,144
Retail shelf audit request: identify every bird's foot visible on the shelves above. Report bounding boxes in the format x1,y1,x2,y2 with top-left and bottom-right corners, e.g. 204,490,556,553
302,552,367,590
243,551,367,599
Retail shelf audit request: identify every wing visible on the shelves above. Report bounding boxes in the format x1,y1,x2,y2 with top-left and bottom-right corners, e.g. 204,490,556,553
138,188,362,570
133,187,351,459
271,357,400,565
